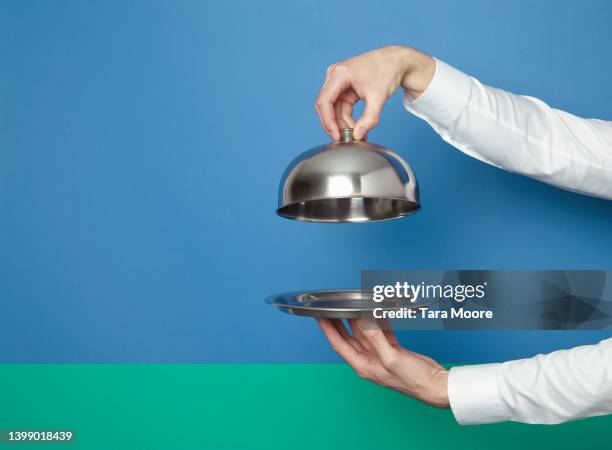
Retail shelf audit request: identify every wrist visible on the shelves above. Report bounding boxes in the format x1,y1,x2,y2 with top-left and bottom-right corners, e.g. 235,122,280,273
428,368,450,408
398,47,436,100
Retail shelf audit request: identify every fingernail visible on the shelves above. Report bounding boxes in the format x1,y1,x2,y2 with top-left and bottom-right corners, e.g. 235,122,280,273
354,126,364,140
359,318,378,332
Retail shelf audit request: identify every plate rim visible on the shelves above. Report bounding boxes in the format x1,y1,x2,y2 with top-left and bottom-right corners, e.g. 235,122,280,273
265,289,426,313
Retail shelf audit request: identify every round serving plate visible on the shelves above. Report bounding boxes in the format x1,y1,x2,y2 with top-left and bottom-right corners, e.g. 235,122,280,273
265,289,425,319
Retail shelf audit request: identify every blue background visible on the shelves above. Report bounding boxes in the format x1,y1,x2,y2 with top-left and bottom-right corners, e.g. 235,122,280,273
1,0,611,363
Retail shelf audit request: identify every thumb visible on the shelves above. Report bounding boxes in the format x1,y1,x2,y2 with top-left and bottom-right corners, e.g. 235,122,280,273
353,96,384,141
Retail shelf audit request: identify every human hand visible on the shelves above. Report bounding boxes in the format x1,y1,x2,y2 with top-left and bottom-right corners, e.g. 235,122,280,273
317,318,449,408
315,45,435,141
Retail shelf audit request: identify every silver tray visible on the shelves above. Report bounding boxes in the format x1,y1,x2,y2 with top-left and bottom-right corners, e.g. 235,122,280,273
266,289,423,319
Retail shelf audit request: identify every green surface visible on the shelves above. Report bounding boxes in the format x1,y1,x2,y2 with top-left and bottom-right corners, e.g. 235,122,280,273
0,364,610,449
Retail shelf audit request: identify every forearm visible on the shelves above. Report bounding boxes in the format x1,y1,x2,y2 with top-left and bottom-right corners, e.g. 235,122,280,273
404,58,612,200
449,338,612,425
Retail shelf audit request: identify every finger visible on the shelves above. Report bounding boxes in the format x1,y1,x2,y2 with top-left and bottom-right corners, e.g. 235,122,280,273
317,319,369,372
348,318,375,352
331,319,365,352
314,89,330,139
315,73,350,141
314,71,336,132
314,104,326,137
314,102,338,141
353,95,384,141
378,318,399,347
334,101,355,130
334,101,348,130
338,88,360,105
357,318,398,366
335,88,358,132
317,99,340,141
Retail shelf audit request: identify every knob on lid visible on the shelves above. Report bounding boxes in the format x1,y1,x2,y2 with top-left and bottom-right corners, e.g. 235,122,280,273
341,128,353,143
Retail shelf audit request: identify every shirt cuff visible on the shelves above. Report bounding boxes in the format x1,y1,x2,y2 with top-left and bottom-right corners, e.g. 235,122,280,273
403,58,472,129
448,363,511,425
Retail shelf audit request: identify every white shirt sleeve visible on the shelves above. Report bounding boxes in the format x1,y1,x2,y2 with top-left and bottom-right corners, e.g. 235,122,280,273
448,338,612,425
404,59,612,425
403,58,612,200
